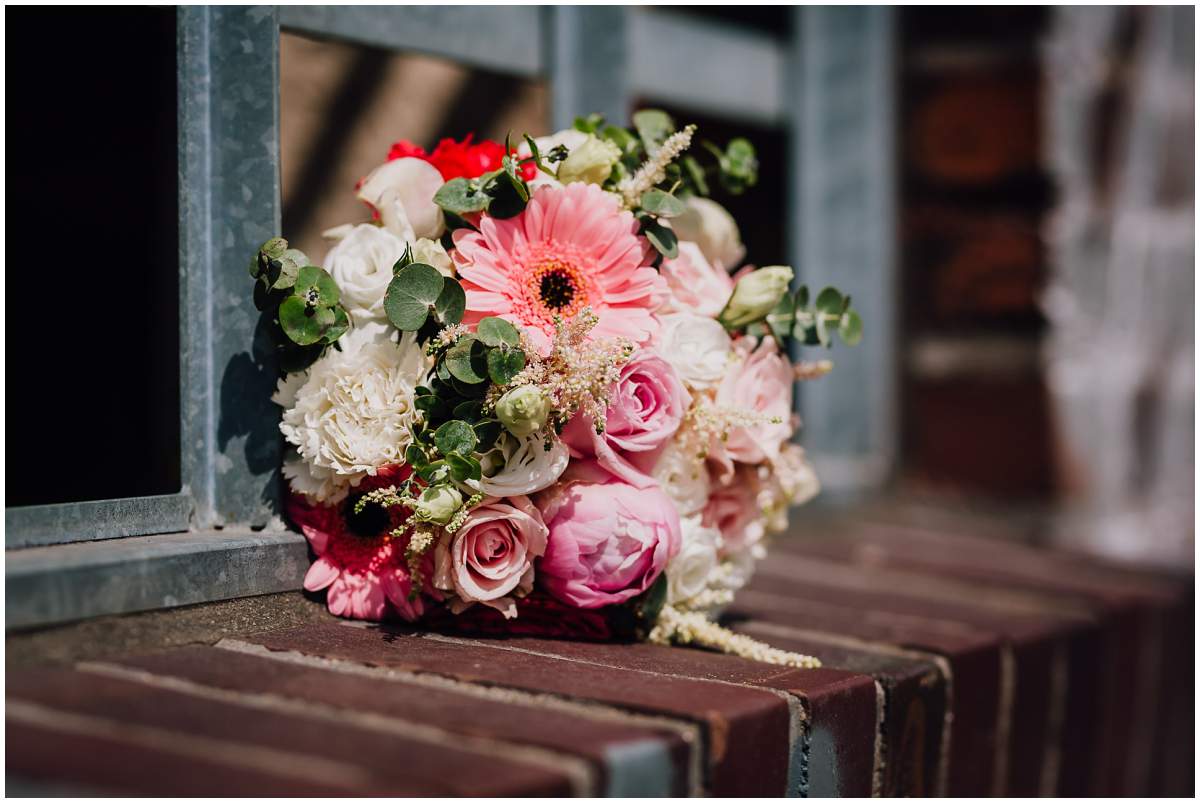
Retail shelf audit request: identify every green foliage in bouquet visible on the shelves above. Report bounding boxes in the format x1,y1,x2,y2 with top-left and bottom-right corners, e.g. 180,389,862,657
249,237,350,372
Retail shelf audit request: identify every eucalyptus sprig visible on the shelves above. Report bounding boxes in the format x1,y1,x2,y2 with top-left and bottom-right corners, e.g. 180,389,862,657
763,285,864,349
250,237,351,372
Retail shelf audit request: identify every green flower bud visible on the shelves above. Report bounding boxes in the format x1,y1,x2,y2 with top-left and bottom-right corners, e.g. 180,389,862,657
414,484,463,525
557,135,622,186
718,266,794,329
495,385,551,438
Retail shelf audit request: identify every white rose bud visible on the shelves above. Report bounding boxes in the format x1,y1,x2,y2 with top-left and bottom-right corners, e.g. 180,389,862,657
718,266,794,329
669,196,746,270
666,516,721,605
410,237,454,278
556,135,622,186
414,484,463,525
495,386,551,438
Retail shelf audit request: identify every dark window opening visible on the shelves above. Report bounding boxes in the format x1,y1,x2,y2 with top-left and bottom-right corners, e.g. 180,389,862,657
6,7,181,506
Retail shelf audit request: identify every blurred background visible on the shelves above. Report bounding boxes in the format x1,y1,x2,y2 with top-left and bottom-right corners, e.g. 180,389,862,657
8,5,1194,570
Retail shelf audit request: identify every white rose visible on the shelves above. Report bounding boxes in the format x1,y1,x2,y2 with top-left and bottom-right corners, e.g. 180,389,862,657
476,430,569,497
718,544,764,594
273,322,427,504
669,196,746,270
410,237,454,277
357,157,445,242
324,224,408,323
658,313,733,390
651,434,711,517
667,516,721,605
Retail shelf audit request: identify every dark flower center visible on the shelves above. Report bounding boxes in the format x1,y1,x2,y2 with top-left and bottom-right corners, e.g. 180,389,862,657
539,270,577,310
344,494,391,538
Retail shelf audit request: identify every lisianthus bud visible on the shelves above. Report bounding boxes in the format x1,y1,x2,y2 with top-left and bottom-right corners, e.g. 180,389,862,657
557,135,621,186
414,484,463,525
495,386,551,437
718,266,794,329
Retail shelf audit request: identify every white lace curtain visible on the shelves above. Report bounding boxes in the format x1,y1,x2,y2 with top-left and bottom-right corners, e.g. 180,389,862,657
1042,6,1194,567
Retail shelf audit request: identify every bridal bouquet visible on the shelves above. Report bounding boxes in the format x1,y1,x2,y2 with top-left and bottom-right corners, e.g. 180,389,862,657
250,111,861,666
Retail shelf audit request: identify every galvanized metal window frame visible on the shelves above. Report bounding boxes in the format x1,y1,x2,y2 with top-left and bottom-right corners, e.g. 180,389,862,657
6,6,896,629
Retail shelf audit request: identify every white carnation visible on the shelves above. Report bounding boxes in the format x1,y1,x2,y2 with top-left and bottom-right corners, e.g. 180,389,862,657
324,224,409,323
667,516,721,605
475,430,569,497
357,157,445,242
274,322,427,504
658,313,734,390
651,434,711,516
670,196,746,270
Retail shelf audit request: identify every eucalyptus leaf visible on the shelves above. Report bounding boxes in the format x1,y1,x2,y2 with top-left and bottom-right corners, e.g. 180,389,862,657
839,308,863,346
417,460,450,484
385,263,444,331
473,419,502,452
445,338,489,384
640,217,679,259
765,293,796,346
405,443,428,469
640,189,687,218
294,265,340,306
453,400,484,422
320,305,350,344
434,420,478,457
434,277,466,326
681,155,709,196
815,287,844,315
278,296,325,346
632,109,675,155
447,452,482,483
433,177,490,215
487,347,526,385
476,316,520,348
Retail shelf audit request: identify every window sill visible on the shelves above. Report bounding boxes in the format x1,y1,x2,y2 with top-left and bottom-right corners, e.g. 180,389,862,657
6,529,308,630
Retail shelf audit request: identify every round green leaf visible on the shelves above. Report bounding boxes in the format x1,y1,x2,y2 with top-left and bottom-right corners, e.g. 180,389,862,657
839,309,863,346
434,420,478,457
320,305,349,345
453,400,484,422
295,265,340,306
434,277,466,326
487,347,526,386
278,295,326,346
476,316,520,348
385,263,445,331
473,419,502,452
765,293,796,346
640,218,678,259
815,287,844,315
640,189,687,218
447,452,482,483
433,178,490,215
445,338,489,384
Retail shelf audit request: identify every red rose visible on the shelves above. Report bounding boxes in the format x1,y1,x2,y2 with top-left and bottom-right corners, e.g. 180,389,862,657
386,135,538,182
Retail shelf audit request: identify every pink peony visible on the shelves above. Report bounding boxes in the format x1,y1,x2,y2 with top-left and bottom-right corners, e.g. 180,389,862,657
537,473,681,608
287,464,427,622
452,183,664,354
717,336,794,464
659,241,734,319
702,466,765,553
561,350,691,488
433,495,548,619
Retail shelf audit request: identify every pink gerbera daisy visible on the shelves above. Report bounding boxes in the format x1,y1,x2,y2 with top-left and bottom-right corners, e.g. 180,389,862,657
286,464,428,622
452,182,665,354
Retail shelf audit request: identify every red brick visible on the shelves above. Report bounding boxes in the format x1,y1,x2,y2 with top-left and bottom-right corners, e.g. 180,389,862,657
111,644,694,795
8,666,574,796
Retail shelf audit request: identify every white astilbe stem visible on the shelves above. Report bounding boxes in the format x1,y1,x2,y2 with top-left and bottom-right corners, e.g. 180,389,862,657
648,605,822,669
619,125,697,208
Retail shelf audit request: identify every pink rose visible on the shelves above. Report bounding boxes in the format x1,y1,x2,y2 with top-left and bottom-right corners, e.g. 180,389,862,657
537,474,681,608
433,495,548,619
659,241,734,318
702,466,765,553
717,336,794,464
561,350,691,488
